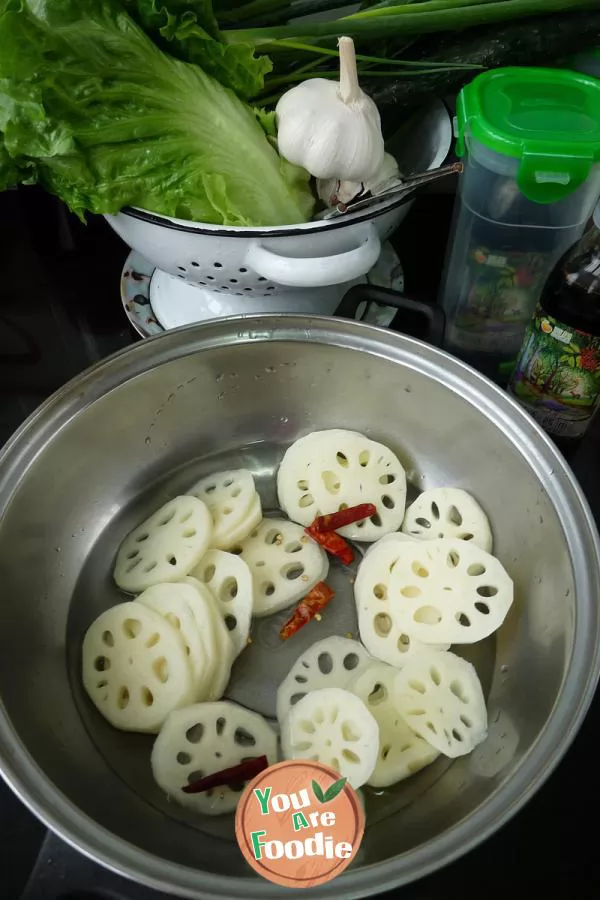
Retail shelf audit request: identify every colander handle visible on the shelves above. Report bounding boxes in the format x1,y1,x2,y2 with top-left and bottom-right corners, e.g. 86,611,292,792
244,223,381,287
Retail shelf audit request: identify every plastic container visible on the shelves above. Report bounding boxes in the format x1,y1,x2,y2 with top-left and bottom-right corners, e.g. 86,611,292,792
439,68,600,381
573,47,600,80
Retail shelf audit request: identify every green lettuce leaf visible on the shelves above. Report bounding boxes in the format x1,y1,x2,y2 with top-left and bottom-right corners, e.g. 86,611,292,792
0,0,314,226
0,139,20,191
122,0,272,99
254,108,277,138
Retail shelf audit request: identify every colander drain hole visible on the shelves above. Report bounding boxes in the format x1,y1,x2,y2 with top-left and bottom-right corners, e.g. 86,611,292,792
175,262,278,297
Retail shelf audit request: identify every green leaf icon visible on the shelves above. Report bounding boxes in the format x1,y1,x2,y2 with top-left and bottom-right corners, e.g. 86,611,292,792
312,780,325,803
323,777,347,803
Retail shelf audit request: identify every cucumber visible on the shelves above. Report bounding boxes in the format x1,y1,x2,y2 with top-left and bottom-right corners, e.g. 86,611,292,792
370,10,600,110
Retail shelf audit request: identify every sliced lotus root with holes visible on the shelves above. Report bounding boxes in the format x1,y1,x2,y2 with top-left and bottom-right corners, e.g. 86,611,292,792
355,540,449,668
183,577,233,700
276,636,372,725
114,496,212,593
277,429,407,541
190,550,252,658
394,649,488,758
347,662,438,787
82,602,194,733
151,701,277,815
281,687,379,789
214,495,262,550
402,488,492,552
238,518,328,617
387,538,513,645
364,531,416,559
176,577,219,699
137,583,212,701
188,470,261,550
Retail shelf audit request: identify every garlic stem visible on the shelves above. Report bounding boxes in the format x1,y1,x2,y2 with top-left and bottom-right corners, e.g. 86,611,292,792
338,36,360,104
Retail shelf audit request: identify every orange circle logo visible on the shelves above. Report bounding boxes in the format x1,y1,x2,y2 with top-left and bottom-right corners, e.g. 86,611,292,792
541,319,553,334
235,760,365,888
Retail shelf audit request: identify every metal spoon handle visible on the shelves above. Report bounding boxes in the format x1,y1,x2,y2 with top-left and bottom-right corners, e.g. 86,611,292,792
379,161,463,195
318,162,463,220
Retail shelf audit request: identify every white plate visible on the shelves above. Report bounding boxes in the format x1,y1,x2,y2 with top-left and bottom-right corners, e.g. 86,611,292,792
120,244,405,337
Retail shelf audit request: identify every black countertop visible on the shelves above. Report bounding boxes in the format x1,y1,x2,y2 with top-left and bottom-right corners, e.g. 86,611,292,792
1,186,599,899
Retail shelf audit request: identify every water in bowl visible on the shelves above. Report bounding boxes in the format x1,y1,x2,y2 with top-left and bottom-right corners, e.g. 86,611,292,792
66,441,496,844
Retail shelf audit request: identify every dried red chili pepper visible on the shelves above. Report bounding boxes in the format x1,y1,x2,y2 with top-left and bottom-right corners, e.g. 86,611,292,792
279,582,335,640
306,526,354,565
182,755,269,794
311,503,377,534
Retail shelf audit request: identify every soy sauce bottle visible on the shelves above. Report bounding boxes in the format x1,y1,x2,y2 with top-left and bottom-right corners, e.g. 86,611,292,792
508,202,600,450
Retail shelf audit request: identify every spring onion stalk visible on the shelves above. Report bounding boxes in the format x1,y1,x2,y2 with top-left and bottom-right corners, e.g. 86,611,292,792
265,65,478,86
351,0,505,19
265,40,482,68
258,62,483,104
224,0,600,45
219,0,344,25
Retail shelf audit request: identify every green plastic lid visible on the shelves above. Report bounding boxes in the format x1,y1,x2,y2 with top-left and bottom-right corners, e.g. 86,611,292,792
456,67,600,204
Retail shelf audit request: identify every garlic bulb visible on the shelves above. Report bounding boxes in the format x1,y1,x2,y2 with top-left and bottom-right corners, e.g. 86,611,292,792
317,153,401,208
275,36,385,182
368,153,402,195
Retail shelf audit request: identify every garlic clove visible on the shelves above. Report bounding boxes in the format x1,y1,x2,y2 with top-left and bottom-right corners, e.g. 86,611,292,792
366,152,402,196
316,176,365,208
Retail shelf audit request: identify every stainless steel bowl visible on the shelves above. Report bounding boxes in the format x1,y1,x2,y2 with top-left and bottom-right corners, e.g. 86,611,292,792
0,315,599,899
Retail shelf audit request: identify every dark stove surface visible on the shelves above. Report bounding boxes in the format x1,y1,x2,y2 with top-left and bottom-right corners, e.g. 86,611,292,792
2,186,599,900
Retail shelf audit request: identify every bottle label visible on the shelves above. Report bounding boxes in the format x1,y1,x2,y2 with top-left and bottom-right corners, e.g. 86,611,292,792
448,246,551,354
509,305,600,438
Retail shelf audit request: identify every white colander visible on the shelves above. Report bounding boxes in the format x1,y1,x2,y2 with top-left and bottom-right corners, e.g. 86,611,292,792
105,102,451,326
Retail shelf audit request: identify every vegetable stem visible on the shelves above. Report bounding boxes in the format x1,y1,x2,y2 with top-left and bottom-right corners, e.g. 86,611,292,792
338,36,360,103
265,39,481,68
257,60,479,101
219,0,289,22
221,0,347,27
224,0,600,44
351,0,502,19
260,63,477,90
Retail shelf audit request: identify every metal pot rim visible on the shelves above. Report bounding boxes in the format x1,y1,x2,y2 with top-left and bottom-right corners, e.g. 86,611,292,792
1,314,599,899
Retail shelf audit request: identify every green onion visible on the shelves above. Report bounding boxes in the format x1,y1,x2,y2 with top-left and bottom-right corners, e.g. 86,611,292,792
352,0,504,18
224,0,600,45
266,40,480,68
219,0,345,25
263,64,477,87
